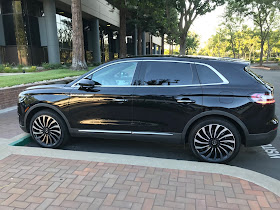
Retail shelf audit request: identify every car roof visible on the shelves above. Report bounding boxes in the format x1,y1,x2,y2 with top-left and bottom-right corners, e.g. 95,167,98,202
119,55,250,66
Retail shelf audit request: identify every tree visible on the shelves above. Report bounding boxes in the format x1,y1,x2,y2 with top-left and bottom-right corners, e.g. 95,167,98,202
185,32,200,54
265,30,280,61
220,16,242,58
128,0,178,55
108,0,138,58
176,0,225,55
71,0,87,70
227,0,280,65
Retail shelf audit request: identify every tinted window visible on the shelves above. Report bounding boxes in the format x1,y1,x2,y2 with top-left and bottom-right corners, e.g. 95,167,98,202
196,64,223,84
141,61,193,86
90,62,137,86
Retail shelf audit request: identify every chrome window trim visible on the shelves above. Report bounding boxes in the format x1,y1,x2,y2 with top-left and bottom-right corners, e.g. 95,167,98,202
194,62,229,85
71,59,229,88
78,129,173,136
71,60,139,88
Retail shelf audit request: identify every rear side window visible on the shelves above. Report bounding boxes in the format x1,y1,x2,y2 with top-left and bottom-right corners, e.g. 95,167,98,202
141,61,193,86
196,64,223,84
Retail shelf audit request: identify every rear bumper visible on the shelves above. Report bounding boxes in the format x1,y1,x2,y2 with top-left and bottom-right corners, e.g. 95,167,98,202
245,129,277,147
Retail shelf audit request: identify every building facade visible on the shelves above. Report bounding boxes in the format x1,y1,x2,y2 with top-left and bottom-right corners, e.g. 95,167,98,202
0,0,162,66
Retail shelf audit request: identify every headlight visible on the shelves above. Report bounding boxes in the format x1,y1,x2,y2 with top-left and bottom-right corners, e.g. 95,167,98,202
18,93,26,103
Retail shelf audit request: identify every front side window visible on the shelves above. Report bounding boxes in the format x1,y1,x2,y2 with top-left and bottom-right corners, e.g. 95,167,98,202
141,61,193,86
90,62,138,86
196,64,223,84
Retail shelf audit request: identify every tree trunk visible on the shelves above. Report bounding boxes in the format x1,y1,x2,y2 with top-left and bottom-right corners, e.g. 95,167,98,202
179,36,186,55
161,34,164,55
119,8,127,58
71,0,87,70
230,37,236,58
150,35,153,55
137,28,142,55
260,39,264,66
266,37,270,63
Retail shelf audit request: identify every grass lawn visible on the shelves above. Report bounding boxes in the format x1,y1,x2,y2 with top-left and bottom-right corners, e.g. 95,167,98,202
0,69,90,88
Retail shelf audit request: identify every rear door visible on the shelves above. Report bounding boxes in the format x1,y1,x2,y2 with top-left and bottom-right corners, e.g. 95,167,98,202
132,60,203,137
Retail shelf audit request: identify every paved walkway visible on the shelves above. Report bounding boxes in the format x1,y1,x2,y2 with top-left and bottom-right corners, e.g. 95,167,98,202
0,107,280,209
0,73,33,76
0,154,279,210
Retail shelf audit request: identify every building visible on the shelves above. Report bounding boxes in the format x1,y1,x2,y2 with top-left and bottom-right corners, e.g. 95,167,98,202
0,0,162,66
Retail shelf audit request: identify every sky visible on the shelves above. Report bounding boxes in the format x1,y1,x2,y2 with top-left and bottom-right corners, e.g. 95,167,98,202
190,5,226,48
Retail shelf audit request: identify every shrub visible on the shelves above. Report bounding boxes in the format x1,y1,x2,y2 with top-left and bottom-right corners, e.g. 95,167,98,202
17,64,24,69
42,62,63,70
31,66,37,71
4,67,12,72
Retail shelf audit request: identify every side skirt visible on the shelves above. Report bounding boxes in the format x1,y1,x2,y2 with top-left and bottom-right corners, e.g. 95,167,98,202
69,129,182,144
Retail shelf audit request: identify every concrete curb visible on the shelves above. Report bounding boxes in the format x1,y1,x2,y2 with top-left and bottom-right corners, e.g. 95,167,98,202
6,135,280,197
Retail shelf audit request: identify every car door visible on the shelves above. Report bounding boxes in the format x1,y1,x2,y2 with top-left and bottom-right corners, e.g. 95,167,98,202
68,61,140,133
132,60,203,137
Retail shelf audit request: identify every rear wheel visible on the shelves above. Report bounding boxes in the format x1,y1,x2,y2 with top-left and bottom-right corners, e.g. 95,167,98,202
189,118,241,163
30,110,69,148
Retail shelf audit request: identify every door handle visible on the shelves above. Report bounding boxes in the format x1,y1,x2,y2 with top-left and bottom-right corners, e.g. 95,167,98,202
113,98,128,102
177,99,195,103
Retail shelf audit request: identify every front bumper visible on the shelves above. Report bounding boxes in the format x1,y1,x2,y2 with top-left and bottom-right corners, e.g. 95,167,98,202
245,129,277,147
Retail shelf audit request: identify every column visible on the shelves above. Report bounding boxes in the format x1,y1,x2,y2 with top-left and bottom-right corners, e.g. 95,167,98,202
142,31,146,55
133,24,137,56
108,30,114,61
153,44,157,55
158,46,161,55
0,48,2,64
43,0,60,64
91,18,101,63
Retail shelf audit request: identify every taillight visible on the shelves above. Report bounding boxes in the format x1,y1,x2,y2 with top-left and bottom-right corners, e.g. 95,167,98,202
251,93,275,104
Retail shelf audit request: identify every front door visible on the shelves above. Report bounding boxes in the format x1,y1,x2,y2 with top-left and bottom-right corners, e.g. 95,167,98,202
68,61,140,133
132,60,203,136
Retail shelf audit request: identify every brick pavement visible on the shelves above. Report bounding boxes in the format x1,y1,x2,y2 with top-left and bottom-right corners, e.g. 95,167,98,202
0,155,278,210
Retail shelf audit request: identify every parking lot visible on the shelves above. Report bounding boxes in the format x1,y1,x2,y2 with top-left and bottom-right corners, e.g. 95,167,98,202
22,67,280,181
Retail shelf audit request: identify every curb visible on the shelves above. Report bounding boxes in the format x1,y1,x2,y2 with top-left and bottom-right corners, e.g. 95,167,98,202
9,135,31,146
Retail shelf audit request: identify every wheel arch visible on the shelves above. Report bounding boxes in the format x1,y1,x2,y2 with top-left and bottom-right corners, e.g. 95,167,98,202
182,111,249,145
24,103,71,133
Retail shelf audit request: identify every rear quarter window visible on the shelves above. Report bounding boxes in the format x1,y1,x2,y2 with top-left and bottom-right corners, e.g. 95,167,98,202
196,64,223,84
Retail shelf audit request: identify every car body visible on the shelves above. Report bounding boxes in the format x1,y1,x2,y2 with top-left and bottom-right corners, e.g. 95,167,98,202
18,56,278,163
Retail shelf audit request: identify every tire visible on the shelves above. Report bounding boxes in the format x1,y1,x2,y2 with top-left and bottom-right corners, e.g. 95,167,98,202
188,118,241,163
30,109,69,148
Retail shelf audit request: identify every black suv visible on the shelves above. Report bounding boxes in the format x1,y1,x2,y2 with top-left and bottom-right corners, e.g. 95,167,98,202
18,56,278,163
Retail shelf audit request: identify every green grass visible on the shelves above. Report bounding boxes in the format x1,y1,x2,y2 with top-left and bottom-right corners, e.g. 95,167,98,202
0,69,89,88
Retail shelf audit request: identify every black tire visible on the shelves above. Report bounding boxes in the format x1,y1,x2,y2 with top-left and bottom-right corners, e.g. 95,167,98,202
188,118,241,163
30,109,69,148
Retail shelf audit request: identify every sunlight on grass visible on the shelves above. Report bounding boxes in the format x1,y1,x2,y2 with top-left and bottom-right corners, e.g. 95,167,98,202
0,69,90,88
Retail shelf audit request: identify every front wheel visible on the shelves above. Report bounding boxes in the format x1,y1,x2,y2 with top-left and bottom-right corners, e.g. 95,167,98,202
189,118,241,163
30,110,69,148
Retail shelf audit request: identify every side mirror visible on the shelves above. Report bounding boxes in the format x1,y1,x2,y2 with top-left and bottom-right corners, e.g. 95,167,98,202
78,78,95,89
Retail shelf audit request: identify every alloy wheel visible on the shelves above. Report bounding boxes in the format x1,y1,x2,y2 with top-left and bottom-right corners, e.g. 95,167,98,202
194,124,236,162
31,115,62,146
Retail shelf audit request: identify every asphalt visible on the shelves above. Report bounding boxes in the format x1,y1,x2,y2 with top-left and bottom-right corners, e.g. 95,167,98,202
24,67,280,181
